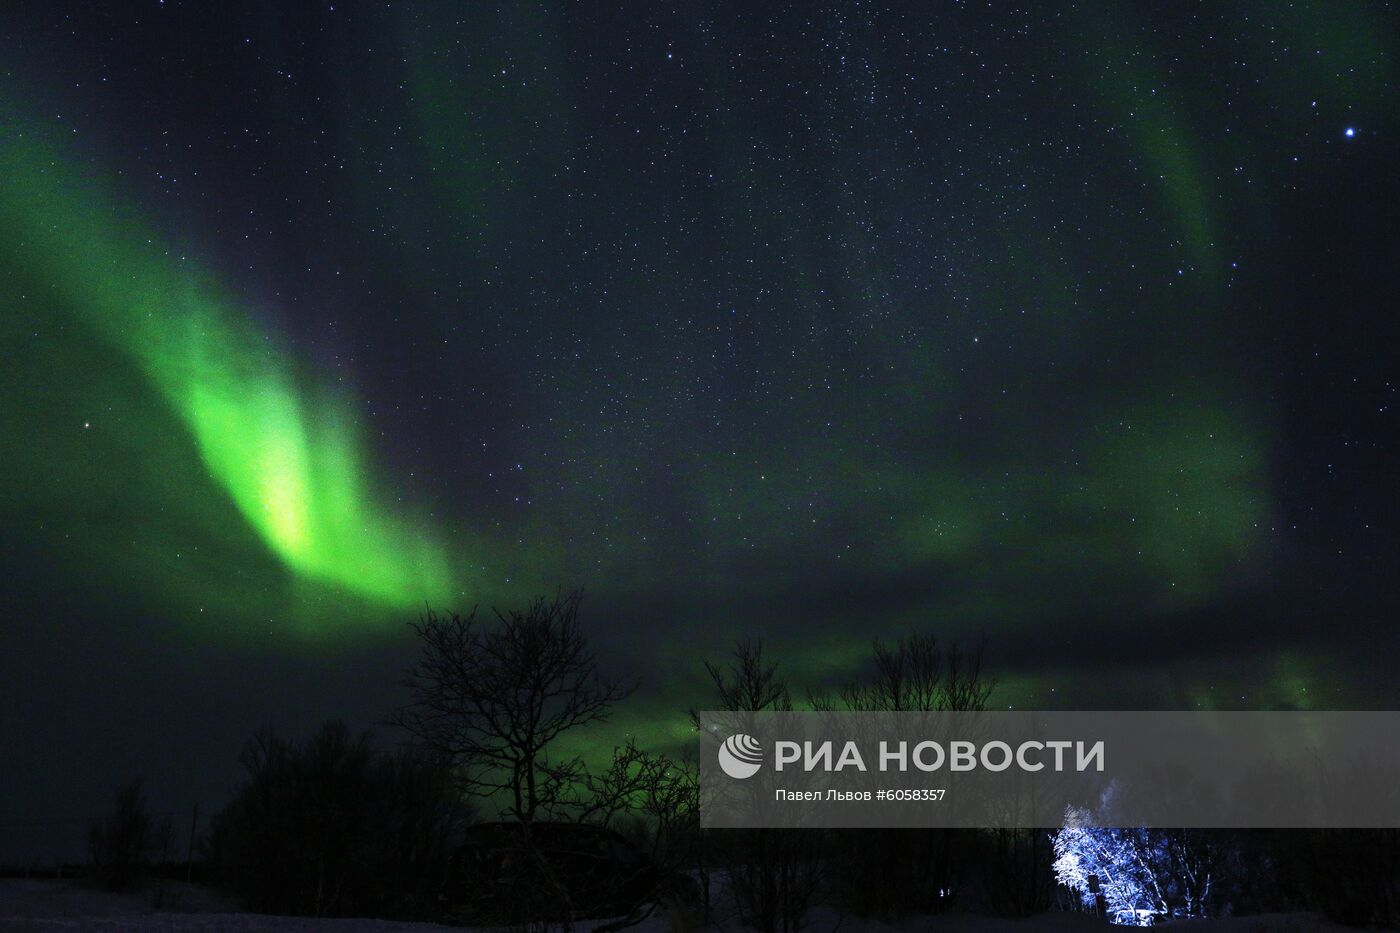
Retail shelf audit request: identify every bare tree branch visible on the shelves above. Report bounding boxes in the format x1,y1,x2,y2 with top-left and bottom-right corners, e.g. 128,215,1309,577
390,588,633,823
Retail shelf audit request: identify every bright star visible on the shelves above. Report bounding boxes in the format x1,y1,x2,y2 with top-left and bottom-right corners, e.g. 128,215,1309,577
1344,127,1356,138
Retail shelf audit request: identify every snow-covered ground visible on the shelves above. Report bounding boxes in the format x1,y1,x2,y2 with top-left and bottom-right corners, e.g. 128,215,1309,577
0,880,1359,932
0,880,449,932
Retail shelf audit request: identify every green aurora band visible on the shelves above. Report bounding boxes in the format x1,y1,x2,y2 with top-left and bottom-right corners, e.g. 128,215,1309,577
0,107,1272,644
0,121,455,621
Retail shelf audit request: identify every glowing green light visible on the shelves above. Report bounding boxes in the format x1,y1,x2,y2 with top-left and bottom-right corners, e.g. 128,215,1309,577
0,122,454,621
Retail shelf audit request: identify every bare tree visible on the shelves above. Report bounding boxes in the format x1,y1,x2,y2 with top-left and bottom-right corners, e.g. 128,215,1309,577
206,721,465,919
691,638,792,724
584,744,703,932
692,640,827,933
571,740,688,827
814,633,992,712
391,589,632,824
812,634,993,918
89,778,158,892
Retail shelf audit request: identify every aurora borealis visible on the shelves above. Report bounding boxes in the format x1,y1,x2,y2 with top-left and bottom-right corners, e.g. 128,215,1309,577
1,1,1398,859
1,127,455,615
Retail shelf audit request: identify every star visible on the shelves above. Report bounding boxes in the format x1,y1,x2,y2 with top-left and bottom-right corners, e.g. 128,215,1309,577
1344,127,1356,138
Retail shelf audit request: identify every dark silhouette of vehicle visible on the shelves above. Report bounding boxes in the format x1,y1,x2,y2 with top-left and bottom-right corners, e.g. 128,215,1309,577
442,820,689,924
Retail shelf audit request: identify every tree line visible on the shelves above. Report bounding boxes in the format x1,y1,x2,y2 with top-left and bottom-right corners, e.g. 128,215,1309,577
88,589,1400,929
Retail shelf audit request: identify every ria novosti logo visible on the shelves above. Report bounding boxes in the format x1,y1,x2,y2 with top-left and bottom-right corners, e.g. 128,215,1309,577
718,733,764,779
715,733,1107,780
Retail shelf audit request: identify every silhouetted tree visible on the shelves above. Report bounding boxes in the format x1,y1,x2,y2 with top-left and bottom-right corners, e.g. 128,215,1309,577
983,827,1055,917
1272,828,1400,927
206,721,464,918
583,743,704,932
813,634,993,917
89,778,165,891
694,638,792,719
812,633,992,713
695,640,824,933
392,589,633,824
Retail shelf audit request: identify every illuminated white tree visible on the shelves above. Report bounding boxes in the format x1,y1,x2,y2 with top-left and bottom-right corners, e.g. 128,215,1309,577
1052,807,1168,926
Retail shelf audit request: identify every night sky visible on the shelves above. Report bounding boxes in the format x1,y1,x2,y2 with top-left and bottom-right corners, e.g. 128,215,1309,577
2,2,1398,861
